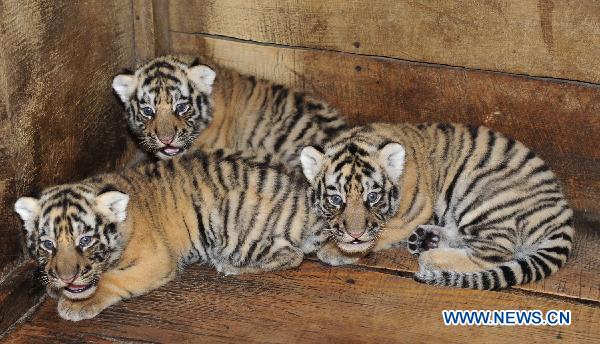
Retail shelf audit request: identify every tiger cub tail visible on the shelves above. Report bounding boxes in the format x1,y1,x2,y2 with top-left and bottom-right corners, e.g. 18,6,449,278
414,218,574,290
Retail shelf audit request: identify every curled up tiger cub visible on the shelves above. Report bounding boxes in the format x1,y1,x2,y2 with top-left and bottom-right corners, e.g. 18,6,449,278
300,122,574,290
112,56,346,170
14,150,329,321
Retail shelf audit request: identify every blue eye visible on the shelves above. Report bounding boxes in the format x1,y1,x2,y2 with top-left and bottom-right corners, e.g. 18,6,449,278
41,240,54,250
175,103,189,114
367,192,381,204
141,107,154,117
328,195,343,206
78,236,93,248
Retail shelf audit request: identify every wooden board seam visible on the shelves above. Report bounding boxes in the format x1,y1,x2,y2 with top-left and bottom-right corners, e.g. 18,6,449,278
170,30,600,88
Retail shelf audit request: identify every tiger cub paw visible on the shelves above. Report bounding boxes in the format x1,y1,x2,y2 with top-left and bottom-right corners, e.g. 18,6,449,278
407,225,440,255
57,297,106,321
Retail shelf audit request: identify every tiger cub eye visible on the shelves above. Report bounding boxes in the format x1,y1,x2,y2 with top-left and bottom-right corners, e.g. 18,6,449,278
328,195,343,206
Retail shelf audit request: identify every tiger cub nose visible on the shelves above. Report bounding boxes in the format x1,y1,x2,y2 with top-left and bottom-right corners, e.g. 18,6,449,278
348,230,366,239
158,135,174,145
59,273,78,284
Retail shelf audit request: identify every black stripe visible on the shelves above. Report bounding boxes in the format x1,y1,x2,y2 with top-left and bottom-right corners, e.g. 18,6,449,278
221,200,231,250
529,256,543,281
144,61,176,73
500,265,516,286
537,251,563,268
193,203,208,248
540,246,570,257
481,272,491,290
489,269,500,290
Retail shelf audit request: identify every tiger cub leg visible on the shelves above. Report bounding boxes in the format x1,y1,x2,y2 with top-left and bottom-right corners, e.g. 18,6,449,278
418,248,488,272
217,239,305,276
408,225,512,272
58,255,176,321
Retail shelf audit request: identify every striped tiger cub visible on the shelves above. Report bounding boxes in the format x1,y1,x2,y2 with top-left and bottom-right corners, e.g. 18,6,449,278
300,122,574,290
14,150,328,321
112,56,346,169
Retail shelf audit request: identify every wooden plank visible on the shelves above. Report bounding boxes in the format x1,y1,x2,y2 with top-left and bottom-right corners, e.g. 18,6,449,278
170,32,600,213
5,262,599,343
168,0,600,84
133,0,156,63
358,211,600,302
0,262,45,336
152,0,171,56
0,0,136,333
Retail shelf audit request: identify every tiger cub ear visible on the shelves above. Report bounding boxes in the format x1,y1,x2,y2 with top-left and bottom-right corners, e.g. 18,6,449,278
96,191,130,223
378,142,406,182
112,73,137,104
15,197,41,225
300,146,325,184
187,64,216,94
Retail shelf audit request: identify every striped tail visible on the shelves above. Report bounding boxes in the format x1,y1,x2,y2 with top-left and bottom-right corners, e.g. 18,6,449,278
413,233,573,290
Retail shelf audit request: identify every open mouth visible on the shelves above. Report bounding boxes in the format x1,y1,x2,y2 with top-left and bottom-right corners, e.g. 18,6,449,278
65,283,93,294
338,239,374,253
161,146,182,156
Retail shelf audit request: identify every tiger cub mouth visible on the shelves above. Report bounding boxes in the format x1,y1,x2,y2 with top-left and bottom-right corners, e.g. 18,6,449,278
63,282,97,299
65,283,93,294
338,239,374,253
161,146,182,156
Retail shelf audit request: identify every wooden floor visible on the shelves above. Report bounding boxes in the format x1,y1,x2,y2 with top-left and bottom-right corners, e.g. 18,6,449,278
4,212,599,343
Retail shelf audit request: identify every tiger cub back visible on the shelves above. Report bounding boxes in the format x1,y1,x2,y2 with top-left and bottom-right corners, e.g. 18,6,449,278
112,56,347,170
300,122,574,289
15,150,329,320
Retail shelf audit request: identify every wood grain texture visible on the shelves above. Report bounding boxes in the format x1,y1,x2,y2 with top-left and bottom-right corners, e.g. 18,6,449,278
168,0,600,83
358,212,600,302
170,33,600,213
0,262,44,336
152,0,171,56
0,0,135,333
133,0,156,63
5,262,599,343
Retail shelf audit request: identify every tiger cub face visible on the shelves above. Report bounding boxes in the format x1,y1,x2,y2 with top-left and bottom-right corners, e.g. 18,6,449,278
14,185,129,300
301,141,406,254
112,56,216,159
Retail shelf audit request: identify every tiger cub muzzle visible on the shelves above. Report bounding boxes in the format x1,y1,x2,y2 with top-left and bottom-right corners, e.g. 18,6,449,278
330,196,383,254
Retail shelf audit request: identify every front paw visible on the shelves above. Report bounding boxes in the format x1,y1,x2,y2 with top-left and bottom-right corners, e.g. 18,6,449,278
57,297,105,321
317,245,360,266
407,225,440,255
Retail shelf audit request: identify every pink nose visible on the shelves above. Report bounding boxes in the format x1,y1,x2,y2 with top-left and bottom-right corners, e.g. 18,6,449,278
59,273,78,284
348,230,365,239
158,135,174,145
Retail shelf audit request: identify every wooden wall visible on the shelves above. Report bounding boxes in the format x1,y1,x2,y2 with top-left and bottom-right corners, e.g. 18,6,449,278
0,0,598,335
136,0,600,213
0,0,135,333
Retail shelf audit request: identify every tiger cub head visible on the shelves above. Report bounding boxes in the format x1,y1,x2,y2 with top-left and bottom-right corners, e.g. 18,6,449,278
14,185,129,300
112,56,216,159
301,141,405,254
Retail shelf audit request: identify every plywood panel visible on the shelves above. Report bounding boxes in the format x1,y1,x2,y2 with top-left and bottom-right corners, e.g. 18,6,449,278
169,0,600,84
171,33,600,213
0,0,135,332
6,262,600,343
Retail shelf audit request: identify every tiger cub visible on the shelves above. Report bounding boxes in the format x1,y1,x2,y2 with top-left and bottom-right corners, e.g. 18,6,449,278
112,56,346,169
300,122,574,290
14,150,328,321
